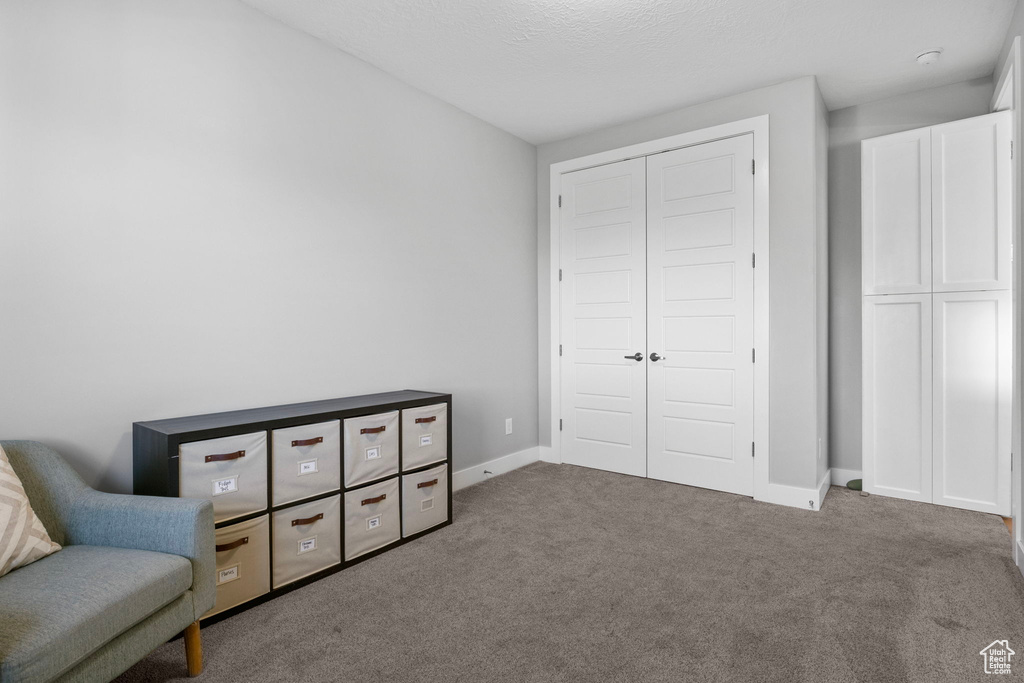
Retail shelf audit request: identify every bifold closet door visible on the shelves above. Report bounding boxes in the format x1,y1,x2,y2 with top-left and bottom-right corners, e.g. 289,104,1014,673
931,112,1012,293
646,134,755,496
862,294,932,503
932,290,1011,515
559,158,648,477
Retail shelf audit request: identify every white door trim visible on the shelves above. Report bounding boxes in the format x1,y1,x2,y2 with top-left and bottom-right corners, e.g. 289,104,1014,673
545,115,771,503
992,36,1020,572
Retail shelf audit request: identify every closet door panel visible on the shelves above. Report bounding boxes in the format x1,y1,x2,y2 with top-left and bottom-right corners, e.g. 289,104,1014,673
933,290,1011,515
862,129,931,295
646,134,755,496
932,111,1012,292
559,158,648,477
862,294,932,503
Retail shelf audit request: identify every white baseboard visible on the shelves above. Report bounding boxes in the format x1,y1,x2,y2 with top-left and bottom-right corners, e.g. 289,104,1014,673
1017,540,1024,579
761,470,830,512
452,446,541,491
830,468,862,488
816,468,831,509
538,445,559,464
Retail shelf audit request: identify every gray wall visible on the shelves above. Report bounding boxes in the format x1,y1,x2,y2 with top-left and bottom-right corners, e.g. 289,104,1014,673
815,87,830,485
0,0,538,493
538,76,828,490
828,76,996,474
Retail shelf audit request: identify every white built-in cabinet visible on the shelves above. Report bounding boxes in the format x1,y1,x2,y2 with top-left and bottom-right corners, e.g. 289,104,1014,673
862,111,1012,515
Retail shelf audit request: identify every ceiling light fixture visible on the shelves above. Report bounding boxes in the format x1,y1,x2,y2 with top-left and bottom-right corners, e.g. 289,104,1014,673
916,49,943,66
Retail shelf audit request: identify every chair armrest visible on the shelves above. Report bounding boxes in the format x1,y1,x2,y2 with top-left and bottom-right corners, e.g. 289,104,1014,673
66,490,215,620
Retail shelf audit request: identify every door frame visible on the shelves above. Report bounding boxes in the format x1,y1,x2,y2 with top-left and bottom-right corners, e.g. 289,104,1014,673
545,115,771,502
992,35,1022,569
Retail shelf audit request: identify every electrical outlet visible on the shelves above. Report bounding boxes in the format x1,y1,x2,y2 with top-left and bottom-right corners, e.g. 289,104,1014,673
505,418,513,435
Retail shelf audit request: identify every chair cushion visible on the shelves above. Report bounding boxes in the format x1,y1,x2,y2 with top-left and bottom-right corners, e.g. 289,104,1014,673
0,544,192,682
0,444,61,577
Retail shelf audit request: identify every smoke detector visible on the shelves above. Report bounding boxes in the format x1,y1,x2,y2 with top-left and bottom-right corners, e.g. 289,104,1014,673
917,49,943,66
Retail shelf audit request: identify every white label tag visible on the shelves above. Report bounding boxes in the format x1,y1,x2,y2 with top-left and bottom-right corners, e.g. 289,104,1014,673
217,565,240,585
298,459,318,476
419,434,433,447
212,476,238,496
298,536,317,554
421,497,434,512
365,446,381,461
367,515,382,531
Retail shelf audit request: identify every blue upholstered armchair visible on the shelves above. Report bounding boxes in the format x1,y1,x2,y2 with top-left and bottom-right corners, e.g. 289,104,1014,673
0,441,215,682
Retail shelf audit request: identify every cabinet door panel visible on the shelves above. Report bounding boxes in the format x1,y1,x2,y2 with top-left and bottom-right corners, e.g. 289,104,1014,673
933,291,1011,515
862,129,931,295
932,111,1012,292
862,294,932,502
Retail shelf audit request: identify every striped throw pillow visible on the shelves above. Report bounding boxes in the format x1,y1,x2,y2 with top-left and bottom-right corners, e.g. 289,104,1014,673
0,444,61,576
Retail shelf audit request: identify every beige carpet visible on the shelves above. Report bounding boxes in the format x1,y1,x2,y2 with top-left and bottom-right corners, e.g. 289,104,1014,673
119,462,1024,682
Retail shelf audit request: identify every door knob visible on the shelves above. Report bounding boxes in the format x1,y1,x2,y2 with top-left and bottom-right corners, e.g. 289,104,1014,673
650,352,666,362
624,352,644,362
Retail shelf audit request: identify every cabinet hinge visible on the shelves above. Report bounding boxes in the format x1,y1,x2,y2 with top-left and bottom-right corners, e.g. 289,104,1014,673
1012,141,1014,160
752,252,756,268
751,159,755,175
559,268,562,282
752,442,755,458
559,344,562,356
558,194,562,208
752,348,755,363
559,419,563,431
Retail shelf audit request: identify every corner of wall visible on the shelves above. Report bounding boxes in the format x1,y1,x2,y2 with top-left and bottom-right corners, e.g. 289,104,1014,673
814,78,831,484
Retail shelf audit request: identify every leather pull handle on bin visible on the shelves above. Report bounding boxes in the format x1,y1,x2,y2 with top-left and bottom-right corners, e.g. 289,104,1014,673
216,537,249,552
415,416,437,424
361,494,386,506
417,479,438,489
291,437,323,447
291,513,324,526
360,426,386,435
205,450,245,463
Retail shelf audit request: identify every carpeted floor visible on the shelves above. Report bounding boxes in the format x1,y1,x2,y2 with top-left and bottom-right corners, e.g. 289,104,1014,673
118,463,1024,682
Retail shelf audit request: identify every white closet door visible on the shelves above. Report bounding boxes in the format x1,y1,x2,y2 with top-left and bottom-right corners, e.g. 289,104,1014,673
862,128,931,295
646,134,755,496
862,294,932,503
932,111,1012,292
559,159,648,477
933,290,1011,515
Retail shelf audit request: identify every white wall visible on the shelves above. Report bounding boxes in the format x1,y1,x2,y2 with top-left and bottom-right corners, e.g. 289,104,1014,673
538,76,827,490
827,76,996,475
0,0,538,493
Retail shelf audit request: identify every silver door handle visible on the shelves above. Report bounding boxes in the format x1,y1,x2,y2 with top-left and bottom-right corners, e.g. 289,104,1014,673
650,353,666,362
624,352,643,362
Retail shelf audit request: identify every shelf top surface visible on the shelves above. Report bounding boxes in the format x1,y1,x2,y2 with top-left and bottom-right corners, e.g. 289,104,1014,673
134,390,449,436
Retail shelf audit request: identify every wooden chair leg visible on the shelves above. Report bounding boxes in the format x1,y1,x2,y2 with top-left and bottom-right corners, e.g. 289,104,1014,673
184,621,203,677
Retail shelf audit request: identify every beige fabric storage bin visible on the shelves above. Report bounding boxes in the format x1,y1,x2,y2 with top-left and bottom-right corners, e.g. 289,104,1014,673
344,477,400,560
179,431,268,523
343,411,399,487
271,494,342,588
271,421,342,506
206,514,270,618
402,403,448,470
401,463,448,537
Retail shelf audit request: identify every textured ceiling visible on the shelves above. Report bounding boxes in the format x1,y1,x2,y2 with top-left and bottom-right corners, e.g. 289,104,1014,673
239,0,1017,144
